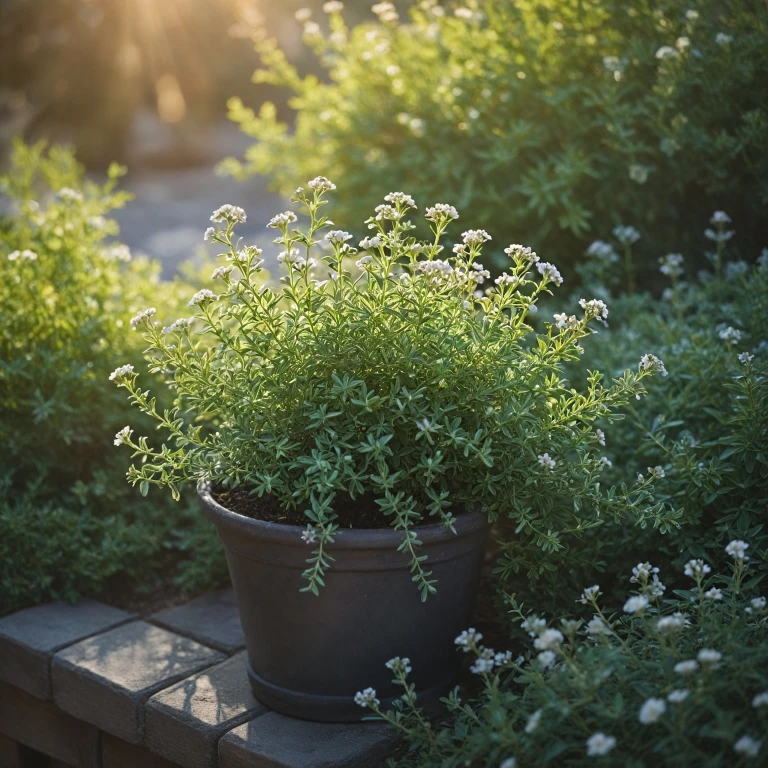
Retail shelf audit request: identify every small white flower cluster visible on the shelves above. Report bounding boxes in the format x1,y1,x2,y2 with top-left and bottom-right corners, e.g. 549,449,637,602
307,176,336,192
359,236,381,250
613,225,640,245
468,263,491,283
586,616,610,635
659,253,684,278
371,1,398,22
504,244,538,263
703,587,723,601
105,244,132,262
639,353,668,377
295,7,312,21
667,689,689,703
595,429,606,446
697,648,722,666
579,298,608,323
684,559,711,579
188,289,217,306
323,0,343,12
57,187,83,202
162,317,195,335
623,595,650,614
425,203,459,223
267,211,298,229
725,539,749,561
353,687,379,708
130,307,156,330
211,266,234,280
384,191,415,207
655,46,679,60
415,258,454,283
454,628,513,674
495,272,519,286
725,260,749,279
586,732,616,756
553,312,577,329
461,229,492,246
638,697,666,724
719,326,743,343
537,452,556,470
533,628,564,651
301,526,318,544
656,612,688,633
277,248,316,271
210,204,247,225
203,227,216,242
745,596,766,614
586,240,618,263
356,254,373,268
109,363,134,382
629,164,649,184
537,262,563,286
326,229,353,245
385,656,412,675
715,32,733,45
8,249,38,261
113,426,132,447
374,204,400,221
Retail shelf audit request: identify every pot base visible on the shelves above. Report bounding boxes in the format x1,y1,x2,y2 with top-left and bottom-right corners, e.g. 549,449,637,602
247,660,455,722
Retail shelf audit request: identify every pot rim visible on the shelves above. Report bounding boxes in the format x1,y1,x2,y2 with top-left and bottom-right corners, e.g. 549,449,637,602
198,481,489,551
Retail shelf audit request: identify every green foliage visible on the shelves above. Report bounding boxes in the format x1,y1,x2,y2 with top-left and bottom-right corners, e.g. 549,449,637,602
0,140,226,613
571,230,768,592
115,182,673,598
225,0,768,273
360,552,768,766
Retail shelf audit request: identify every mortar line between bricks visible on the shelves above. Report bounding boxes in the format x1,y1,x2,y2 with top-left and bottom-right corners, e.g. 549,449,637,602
143,617,240,656
45,616,138,702
210,707,271,765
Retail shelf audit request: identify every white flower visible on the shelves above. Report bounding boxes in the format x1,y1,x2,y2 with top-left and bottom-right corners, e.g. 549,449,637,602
499,759,516,768
579,298,608,322
715,32,733,45
725,539,749,560
598,457,612,469
109,364,135,382
462,229,491,245
734,736,762,758
674,660,699,675
354,687,379,708
504,244,538,262
189,289,217,306
211,266,234,280
676,36,690,51
425,203,459,222
57,187,83,202
356,255,373,268
385,656,412,675
655,46,679,60
537,650,557,669
659,253,684,277
552,312,575,328
416,417,442,435
307,176,336,192
648,465,665,479
586,616,611,635
525,709,542,733
8,249,38,261
747,596,766,613
359,236,381,249
374,204,399,221
533,628,564,651
537,453,556,470
629,164,649,184
210,204,246,224
719,326,743,343
705,227,735,243
586,240,618,262
372,2,398,22
752,692,768,708
494,650,514,666
697,648,722,665
656,613,688,633
323,0,343,12
470,656,496,674
203,227,216,241
579,585,601,604
613,225,640,245
586,733,617,757
639,353,668,377
738,352,754,364
130,308,156,330
469,263,491,283
638,697,666,724
295,8,312,21
521,617,547,637
703,587,723,601
684,559,711,579
327,230,353,244
623,595,650,614
667,689,689,703
455,628,482,650
162,317,194,334
595,429,606,446
537,262,563,286
686,10,699,21
267,211,298,228
301,526,318,544
384,191,415,207
495,272,519,286
113,426,132,446
631,562,659,583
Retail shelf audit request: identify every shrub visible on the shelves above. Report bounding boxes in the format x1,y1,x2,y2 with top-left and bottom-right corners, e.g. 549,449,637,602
114,181,675,599
357,544,768,766
224,0,768,274
0,140,226,613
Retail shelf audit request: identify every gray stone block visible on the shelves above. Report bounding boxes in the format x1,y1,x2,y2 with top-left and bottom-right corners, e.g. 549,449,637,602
0,681,99,768
0,733,22,768
0,600,134,699
151,590,244,654
144,652,268,768
218,712,398,768
52,621,225,745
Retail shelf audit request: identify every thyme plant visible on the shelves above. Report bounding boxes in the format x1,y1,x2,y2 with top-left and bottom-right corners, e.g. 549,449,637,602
113,181,674,598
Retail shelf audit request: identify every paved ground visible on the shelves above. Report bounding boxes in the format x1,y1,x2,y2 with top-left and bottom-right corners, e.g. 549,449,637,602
111,124,286,278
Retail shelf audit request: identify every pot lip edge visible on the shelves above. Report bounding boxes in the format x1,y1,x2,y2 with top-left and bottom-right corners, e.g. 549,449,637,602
198,481,489,548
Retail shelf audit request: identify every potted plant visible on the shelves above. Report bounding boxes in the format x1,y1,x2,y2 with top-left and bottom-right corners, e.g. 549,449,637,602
111,179,669,720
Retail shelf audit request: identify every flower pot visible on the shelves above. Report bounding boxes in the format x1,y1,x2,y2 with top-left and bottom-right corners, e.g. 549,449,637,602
199,484,489,722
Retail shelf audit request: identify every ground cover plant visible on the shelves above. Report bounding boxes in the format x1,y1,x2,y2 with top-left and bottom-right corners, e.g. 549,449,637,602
357,543,768,766
112,181,675,599
0,140,227,614
224,0,768,274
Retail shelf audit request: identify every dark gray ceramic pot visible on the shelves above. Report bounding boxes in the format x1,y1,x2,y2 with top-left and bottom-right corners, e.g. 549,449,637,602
199,484,489,722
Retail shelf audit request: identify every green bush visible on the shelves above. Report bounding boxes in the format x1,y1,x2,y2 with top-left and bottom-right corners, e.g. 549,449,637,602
358,547,768,766
0,140,226,613
225,0,768,274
